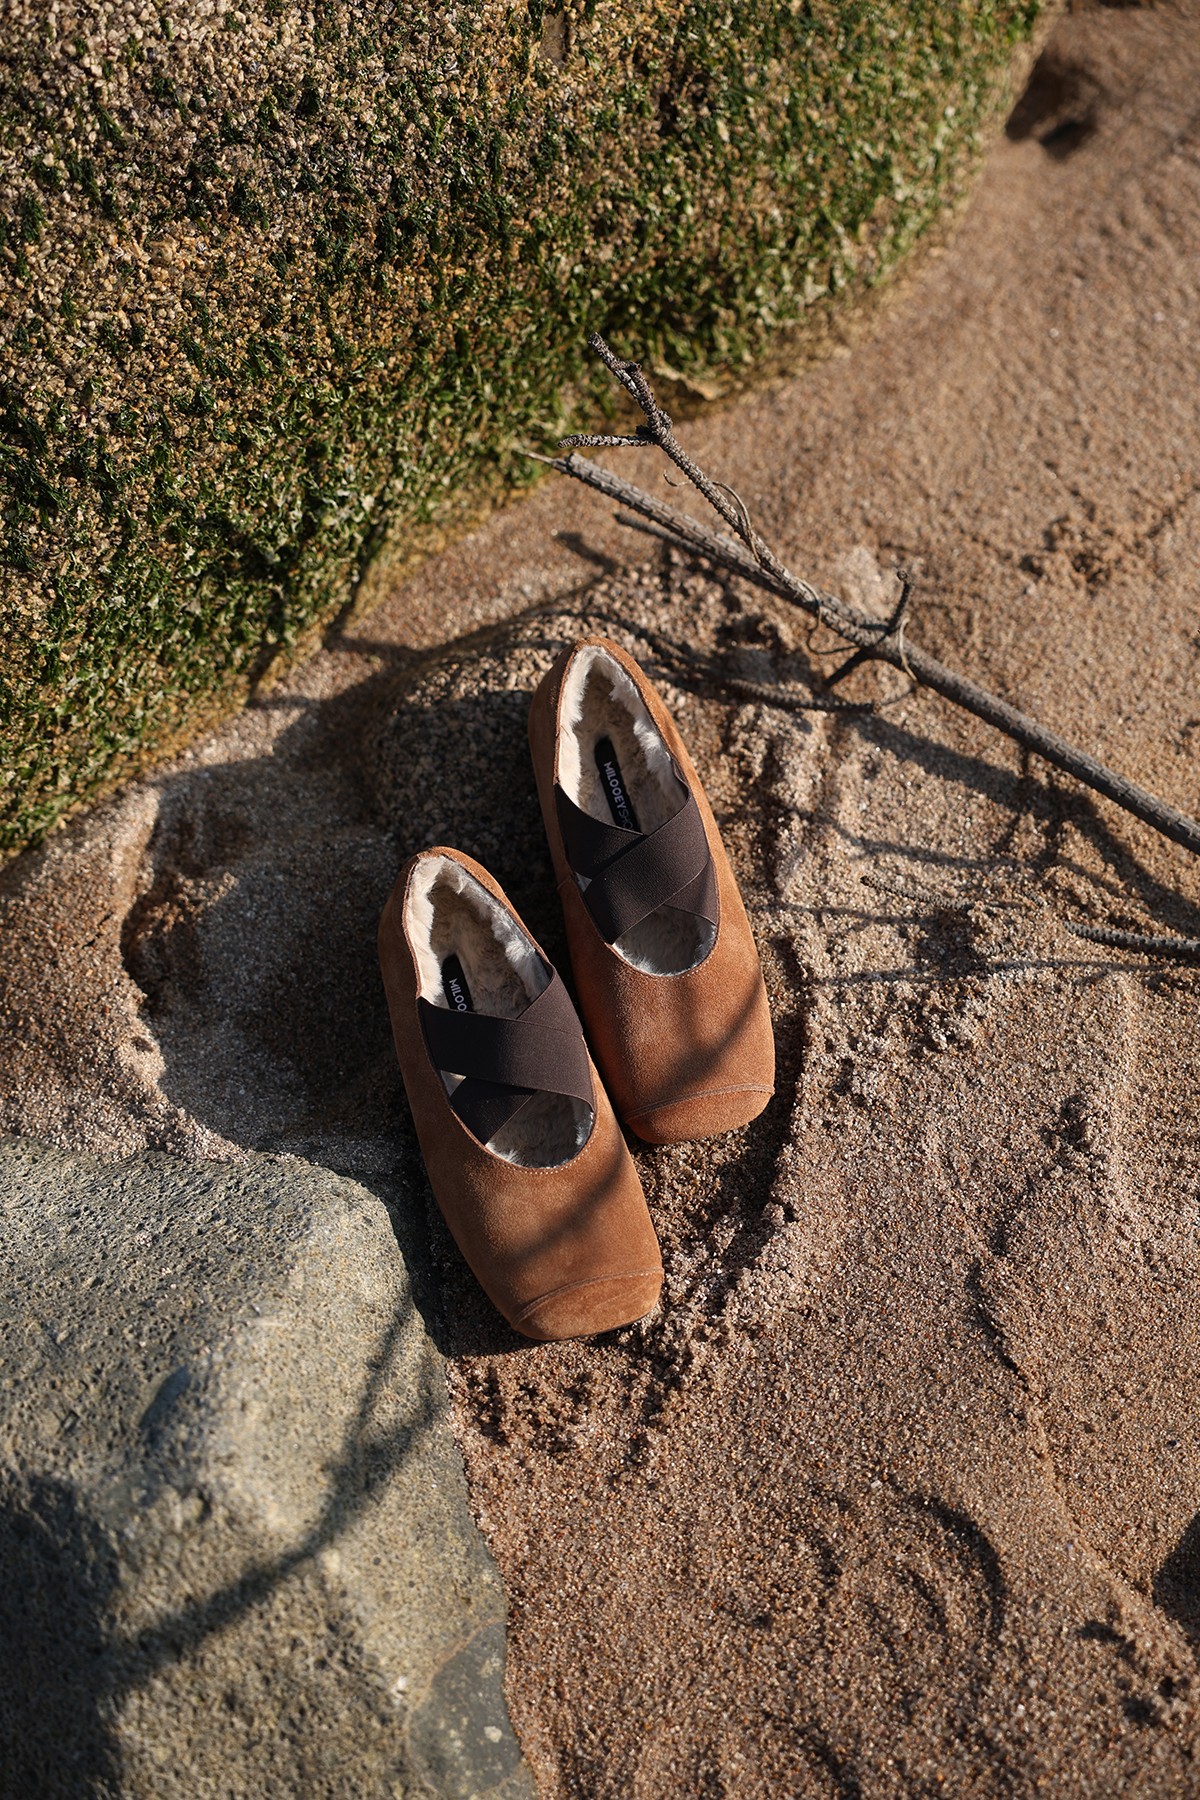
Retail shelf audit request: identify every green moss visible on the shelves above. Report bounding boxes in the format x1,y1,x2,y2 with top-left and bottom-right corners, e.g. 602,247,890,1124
0,0,1049,857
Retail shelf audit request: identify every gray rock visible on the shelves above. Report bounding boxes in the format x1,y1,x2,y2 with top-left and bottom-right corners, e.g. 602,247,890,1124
0,1137,532,1799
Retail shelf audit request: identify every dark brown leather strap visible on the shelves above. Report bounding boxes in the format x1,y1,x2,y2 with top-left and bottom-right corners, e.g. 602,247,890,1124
555,781,719,946
419,972,593,1144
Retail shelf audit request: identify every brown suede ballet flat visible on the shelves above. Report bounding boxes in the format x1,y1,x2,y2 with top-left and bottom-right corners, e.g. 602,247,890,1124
528,636,774,1145
377,846,663,1340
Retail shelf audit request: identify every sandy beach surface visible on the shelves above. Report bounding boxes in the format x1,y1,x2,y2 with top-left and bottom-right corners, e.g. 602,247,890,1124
3,2,1200,1794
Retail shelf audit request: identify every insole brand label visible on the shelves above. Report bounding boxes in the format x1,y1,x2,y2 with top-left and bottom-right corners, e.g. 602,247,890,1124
440,954,474,1012
594,735,641,833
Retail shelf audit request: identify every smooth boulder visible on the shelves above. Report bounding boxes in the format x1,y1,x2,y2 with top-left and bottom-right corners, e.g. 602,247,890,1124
0,1138,532,1799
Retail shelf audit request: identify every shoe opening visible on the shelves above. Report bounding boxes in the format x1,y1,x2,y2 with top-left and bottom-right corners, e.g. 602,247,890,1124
557,644,717,975
405,855,592,1167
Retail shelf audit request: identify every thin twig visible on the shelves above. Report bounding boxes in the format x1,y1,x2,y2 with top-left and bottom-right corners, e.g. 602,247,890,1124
825,569,917,695
545,335,1200,861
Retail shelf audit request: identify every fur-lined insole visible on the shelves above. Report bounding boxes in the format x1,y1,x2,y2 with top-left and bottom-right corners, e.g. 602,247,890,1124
558,651,717,975
407,858,592,1168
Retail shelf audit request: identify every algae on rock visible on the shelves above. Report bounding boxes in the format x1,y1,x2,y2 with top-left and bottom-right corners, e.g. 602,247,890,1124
0,0,1046,856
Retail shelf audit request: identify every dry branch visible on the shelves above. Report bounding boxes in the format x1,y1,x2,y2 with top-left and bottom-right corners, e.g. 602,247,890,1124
550,333,1200,865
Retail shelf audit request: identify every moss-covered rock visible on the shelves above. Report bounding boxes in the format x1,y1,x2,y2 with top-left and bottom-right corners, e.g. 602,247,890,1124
0,0,1047,857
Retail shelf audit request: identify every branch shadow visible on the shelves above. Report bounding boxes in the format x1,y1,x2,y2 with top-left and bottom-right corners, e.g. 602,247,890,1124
0,1294,472,1791
1154,1512,1200,1649
705,637,1200,948
854,711,1200,942
107,1294,441,1700
0,1473,123,1797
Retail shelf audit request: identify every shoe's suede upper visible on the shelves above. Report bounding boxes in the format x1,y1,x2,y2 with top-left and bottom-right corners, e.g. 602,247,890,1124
529,637,775,1144
378,848,663,1339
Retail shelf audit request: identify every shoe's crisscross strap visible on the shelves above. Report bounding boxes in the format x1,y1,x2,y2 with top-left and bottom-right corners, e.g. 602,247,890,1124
554,781,719,946
419,972,593,1144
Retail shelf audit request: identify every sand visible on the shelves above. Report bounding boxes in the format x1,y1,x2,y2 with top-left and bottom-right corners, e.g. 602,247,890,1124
2,1,1200,1793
